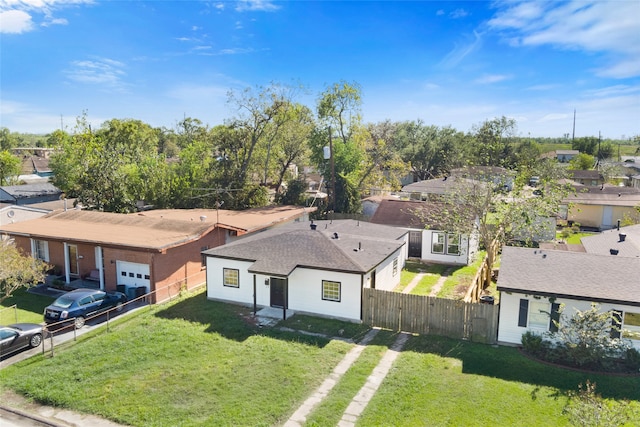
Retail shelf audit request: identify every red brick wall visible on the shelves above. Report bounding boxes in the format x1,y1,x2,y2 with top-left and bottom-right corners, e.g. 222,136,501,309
8,227,226,304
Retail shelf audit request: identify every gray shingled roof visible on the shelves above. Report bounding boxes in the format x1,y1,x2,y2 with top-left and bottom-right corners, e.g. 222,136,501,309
0,183,61,201
580,225,640,258
203,219,407,276
497,246,640,306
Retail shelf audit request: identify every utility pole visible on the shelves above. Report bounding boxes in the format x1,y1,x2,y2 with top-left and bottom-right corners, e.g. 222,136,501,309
329,127,336,214
572,109,576,142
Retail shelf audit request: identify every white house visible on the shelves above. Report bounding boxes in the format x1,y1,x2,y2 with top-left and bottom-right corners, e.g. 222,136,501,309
368,198,478,265
203,219,408,322
496,246,640,350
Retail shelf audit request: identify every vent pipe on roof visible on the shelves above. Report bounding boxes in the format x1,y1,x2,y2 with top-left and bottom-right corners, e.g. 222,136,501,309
617,220,621,231
619,233,627,242
200,215,207,222
310,222,317,230
610,249,619,255
333,232,339,239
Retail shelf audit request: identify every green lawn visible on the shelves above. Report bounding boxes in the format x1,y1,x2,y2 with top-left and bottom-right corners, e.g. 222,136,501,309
359,335,640,426
556,231,597,245
2,289,638,426
438,251,487,299
0,287,55,324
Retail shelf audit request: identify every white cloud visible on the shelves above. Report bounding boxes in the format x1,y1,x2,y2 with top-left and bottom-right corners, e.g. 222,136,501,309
235,0,280,12
450,8,468,19
488,1,640,78
439,30,483,69
64,57,127,90
0,0,91,33
475,74,511,84
0,9,32,33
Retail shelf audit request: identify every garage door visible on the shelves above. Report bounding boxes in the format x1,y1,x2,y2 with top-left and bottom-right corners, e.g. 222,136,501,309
116,261,150,291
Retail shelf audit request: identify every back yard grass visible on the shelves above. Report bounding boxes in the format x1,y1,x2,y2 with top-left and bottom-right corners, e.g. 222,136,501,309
1,288,639,426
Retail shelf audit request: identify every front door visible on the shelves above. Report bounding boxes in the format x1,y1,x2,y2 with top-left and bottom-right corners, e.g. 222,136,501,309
68,244,79,277
408,231,422,258
270,278,287,308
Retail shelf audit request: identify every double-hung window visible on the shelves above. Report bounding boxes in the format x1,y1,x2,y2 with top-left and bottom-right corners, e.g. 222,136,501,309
432,232,460,256
32,239,49,262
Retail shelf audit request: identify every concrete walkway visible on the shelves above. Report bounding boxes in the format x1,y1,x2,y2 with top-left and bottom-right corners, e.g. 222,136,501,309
338,332,410,427
402,265,454,296
284,329,411,427
284,328,380,427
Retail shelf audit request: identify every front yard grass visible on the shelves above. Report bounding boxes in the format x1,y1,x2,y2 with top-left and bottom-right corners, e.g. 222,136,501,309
358,335,640,426
0,287,54,324
2,289,638,426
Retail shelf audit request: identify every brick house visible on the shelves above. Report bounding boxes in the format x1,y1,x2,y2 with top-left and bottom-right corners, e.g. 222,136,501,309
0,206,312,304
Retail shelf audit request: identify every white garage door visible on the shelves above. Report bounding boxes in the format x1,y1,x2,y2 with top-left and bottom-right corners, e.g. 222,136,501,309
116,261,150,291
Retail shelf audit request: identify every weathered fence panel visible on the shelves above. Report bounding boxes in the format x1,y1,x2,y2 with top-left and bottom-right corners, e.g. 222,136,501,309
362,288,499,344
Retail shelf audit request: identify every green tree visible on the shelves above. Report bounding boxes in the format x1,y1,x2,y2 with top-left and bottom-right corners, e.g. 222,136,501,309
0,150,21,185
469,116,518,167
314,81,365,214
433,166,569,288
392,120,465,180
0,240,49,303
572,137,599,155
50,115,164,212
0,127,24,150
568,153,596,170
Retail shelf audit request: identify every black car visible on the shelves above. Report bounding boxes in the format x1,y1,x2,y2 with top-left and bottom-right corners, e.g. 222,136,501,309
0,323,45,356
44,288,127,328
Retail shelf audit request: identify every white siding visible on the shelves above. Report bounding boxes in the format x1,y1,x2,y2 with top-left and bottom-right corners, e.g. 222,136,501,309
288,268,362,321
498,292,640,350
372,248,404,291
206,258,257,305
421,229,471,265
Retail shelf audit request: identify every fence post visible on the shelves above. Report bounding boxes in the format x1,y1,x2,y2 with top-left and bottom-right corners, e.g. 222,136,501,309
398,307,402,332
50,333,54,357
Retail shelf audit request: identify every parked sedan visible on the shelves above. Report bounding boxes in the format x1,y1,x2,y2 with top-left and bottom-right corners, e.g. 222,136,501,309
44,288,127,328
0,323,45,356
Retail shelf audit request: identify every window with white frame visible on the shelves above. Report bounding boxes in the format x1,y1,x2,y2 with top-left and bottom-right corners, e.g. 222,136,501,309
432,232,445,254
322,280,341,302
223,268,239,288
446,234,460,255
432,232,460,256
32,239,49,262
518,298,560,331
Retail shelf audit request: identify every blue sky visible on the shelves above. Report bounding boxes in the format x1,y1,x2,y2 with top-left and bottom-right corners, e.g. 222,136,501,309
1,0,639,139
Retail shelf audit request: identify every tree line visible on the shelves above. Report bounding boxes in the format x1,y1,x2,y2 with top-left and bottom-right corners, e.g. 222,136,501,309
1,81,639,213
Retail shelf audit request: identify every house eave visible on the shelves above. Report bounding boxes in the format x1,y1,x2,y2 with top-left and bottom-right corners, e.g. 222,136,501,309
497,287,640,308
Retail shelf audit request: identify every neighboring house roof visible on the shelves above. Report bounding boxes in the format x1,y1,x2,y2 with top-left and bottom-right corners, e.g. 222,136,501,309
450,166,514,179
0,209,215,252
580,224,640,258
401,176,483,195
497,246,640,306
137,205,313,234
369,198,471,230
0,183,62,203
568,170,602,180
556,150,579,155
563,189,640,207
203,219,407,276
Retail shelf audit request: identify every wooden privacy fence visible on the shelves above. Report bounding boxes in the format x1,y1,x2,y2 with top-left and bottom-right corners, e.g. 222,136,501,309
363,288,499,344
